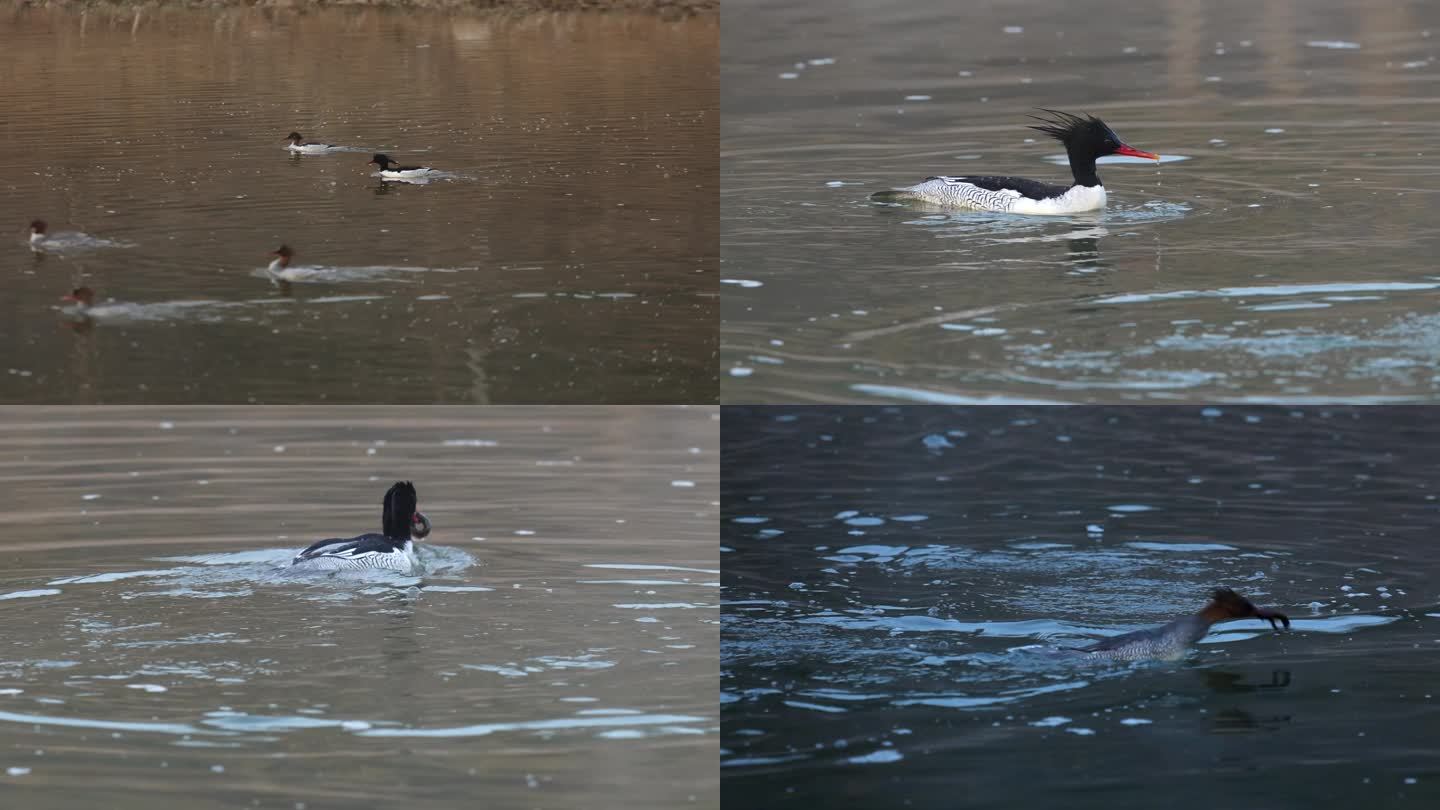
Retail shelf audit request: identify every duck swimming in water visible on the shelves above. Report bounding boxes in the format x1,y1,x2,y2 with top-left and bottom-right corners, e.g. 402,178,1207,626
290,481,432,574
1068,587,1289,661
284,131,336,153
265,244,303,282
871,109,1160,214
368,153,435,179
29,219,125,252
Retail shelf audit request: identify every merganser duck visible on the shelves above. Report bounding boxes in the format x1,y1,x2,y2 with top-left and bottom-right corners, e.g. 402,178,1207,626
368,153,434,179
1068,587,1289,662
29,219,84,250
290,481,432,573
57,286,126,327
871,109,1160,214
60,286,98,313
284,132,335,153
266,244,303,282
29,219,128,252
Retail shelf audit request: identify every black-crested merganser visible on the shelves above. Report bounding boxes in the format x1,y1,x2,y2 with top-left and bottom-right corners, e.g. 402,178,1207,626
1068,587,1289,661
284,131,336,153
871,109,1160,214
368,153,434,179
290,481,433,573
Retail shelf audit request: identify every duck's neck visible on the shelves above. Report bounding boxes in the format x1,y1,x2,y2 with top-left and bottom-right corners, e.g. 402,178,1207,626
1195,603,1233,628
382,503,414,539
1067,150,1101,188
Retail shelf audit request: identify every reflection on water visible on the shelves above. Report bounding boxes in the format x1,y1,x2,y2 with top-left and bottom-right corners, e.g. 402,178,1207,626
0,406,718,809
722,406,1440,808
722,0,1440,403
0,6,718,404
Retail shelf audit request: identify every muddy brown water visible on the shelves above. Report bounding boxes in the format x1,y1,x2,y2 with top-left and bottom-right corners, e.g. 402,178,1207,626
1,7,718,404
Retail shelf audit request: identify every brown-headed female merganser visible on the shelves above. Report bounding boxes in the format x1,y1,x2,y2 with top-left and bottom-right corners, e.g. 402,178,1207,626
284,131,336,153
30,219,130,252
290,481,432,573
1069,587,1289,661
60,286,98,313
871,109,1160,214
266,244,304,282
368,153,435,179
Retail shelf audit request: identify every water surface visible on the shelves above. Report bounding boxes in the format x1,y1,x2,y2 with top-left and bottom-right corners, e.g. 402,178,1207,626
722,0,1440,403
722,406,1440,807
1,7,718,403
0,405,718,808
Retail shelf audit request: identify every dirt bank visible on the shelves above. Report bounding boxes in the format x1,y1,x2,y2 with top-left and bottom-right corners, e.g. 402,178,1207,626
12,0,717,14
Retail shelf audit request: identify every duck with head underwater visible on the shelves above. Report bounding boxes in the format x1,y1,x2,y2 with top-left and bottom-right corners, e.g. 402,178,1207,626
1066,587,1290,662
290,481,432,574
871,109,1160,214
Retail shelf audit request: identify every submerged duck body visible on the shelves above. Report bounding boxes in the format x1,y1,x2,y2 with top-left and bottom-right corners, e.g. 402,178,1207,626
290,481,433,574
872,109,1160,214
1069,587,1290,662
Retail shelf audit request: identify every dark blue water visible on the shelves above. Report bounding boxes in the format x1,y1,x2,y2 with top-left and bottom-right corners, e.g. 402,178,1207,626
722,406,1440,808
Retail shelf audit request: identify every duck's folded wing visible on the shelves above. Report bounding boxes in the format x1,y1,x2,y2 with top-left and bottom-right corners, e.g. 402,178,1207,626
293,533,391,562
926,175,1069,201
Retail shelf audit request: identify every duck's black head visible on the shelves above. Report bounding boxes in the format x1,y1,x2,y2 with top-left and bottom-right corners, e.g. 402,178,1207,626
271,244,293,259
368,153,394,168
30,219,46,234
381,480,421,538
1028,109,1158,186
284,131,304,142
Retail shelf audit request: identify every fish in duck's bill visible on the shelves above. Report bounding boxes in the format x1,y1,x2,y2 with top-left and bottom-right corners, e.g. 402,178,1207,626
1063,587,1290,662
290,481,432,574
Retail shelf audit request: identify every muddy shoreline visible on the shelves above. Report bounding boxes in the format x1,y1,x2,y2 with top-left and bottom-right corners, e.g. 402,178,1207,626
10,0,717,14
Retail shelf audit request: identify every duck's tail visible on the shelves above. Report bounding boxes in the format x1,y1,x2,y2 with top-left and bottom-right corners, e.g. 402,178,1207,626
869,189,911,203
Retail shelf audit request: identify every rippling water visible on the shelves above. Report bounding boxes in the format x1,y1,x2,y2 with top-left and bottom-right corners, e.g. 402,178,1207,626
0,7,718,404
721,0,1440,403
0,406,718,808
722,406,1440,807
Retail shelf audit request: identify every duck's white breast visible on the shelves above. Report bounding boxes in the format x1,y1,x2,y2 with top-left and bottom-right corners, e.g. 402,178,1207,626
1009,185,1107,215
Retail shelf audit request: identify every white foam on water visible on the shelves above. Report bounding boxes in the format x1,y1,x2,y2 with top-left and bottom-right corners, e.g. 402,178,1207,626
50,569,182,585
0,589,62,601
852,384,1069,405
585,564,719,574
357,713,706,738
1095,281,1440,306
